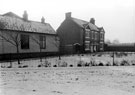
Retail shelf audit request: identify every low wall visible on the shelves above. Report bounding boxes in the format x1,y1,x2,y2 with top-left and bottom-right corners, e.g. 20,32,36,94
0,52,58,62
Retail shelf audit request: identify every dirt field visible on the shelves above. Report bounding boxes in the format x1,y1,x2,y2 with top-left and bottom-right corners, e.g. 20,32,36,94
0,66,135,95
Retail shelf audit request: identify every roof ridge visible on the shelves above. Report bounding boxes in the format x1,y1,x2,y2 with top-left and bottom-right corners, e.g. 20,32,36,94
71,17,99,31
1,13,49,25
72,17,88,23
2,12,21,19
0,14,56,34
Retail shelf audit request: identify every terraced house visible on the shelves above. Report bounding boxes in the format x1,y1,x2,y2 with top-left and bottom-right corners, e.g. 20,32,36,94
57,12,105,54
0,11,59,60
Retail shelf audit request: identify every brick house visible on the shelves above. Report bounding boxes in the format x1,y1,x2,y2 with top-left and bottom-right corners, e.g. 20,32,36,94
57,12,105,54
0,11,59,60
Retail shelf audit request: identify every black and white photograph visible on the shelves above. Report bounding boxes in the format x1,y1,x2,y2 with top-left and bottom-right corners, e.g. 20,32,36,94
0,0,135,95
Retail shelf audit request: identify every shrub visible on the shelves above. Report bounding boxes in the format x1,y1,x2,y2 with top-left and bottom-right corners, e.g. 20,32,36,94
7,66,12,68
85,62,90,67
77,63,82,67
90,58,96,66
53,65,57,67
58,61,67,67
23,65,28,68
44,60,51,67
77,61,85,67
113,61,119,66
131,60,135,66
97,54,102,57
106,62,111,66
120,60,130,66
120,52,128,57
62,62,68,67
98,62,104,66
18,66,22,68
69,64,73,67
38,64,41,67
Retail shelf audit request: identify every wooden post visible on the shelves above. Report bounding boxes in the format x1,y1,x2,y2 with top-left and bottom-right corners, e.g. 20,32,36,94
113,52,115,66
9,53,12,67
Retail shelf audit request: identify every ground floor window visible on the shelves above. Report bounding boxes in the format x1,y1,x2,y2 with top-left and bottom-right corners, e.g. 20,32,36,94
100,44,104,50
21,34,29,49
39,35,46,49
85,44,90,50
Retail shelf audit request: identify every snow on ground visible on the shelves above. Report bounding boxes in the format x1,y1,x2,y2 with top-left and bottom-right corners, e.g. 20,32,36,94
0,52,135,95
0,67,135,95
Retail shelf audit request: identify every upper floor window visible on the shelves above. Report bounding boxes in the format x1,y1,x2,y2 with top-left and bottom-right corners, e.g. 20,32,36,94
91,31,94,39
85,31,90,38
40,35,46,49
21,34,29,49
100,33,104,40
85,43,90,50
95,32,97,40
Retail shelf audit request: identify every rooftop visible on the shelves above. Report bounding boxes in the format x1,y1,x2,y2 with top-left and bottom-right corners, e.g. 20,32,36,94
0,12,56,34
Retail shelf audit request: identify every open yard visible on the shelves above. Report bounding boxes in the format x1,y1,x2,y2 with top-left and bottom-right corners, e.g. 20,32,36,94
0,67,135,95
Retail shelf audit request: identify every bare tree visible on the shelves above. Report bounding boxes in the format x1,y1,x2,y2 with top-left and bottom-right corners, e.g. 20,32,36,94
0,19,25,65
105,39,111,44
0,30,21,64
31,34,44,62
112,39,120,44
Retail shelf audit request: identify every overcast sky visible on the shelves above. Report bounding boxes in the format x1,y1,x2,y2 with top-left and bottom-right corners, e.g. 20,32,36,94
0,0,135,43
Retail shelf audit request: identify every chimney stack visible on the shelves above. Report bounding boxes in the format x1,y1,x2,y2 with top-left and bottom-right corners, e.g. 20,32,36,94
90,18,95,25
41,16,45,23
65,12,71,19
23,10,28,21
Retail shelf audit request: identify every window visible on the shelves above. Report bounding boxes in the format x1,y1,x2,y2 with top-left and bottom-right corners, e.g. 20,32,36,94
91,31,94,39
21,34,29,49
40,35,46,49
100,43,104,50
100,33,104,40
85,43,90,50
85,31,89,38
95,32,97,40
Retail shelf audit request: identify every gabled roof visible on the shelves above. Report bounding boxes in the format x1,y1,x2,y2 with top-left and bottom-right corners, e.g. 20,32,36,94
0,12,56,34
72,17,99,31
98,27,105,33
72,18,88,28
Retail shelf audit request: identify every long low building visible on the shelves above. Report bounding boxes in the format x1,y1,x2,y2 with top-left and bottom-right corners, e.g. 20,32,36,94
0,11,59,60
104,43,135,52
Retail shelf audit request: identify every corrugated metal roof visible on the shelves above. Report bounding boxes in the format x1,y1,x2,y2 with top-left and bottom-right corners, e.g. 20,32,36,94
72,17,99,31
0,12,56,34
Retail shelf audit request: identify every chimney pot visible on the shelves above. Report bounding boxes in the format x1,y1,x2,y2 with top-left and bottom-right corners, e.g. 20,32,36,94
65,12,71,19
23,10,28,21
90,18,95,25
41,16,45,23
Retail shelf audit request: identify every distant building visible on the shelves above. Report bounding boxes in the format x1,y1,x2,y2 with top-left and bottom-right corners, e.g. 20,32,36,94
57,12,105,53
104,43,135,52
0,11,59,60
